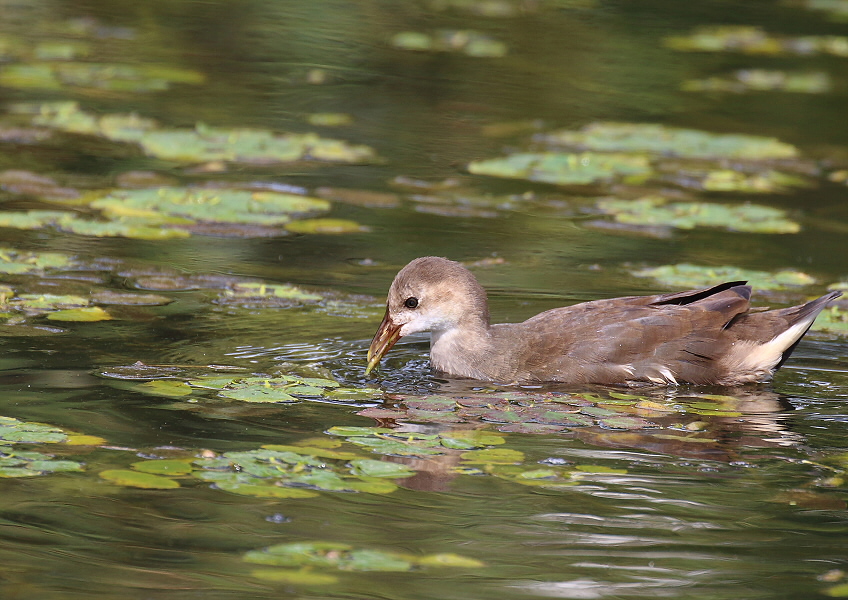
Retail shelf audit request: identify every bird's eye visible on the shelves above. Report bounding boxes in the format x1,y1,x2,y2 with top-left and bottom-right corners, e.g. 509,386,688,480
404,297,419,309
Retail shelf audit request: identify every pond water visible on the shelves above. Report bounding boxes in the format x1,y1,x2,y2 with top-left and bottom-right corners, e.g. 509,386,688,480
1,1,848,598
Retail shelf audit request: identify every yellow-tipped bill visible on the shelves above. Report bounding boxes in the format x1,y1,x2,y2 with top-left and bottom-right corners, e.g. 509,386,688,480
365,307,403,375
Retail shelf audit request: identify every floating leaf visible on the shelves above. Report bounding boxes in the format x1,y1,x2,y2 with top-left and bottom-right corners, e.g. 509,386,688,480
540,122,799,160
349,459,416,478
213,481,319,498
392,30,507,57
0,247,74,274
46,306,113,321
285,218,369,234
811,305,848,333
633,263,815,290
682,70,832,94
217,387,299,403
136,380,194,397
469,152,652,185
99,469,180,489
596,196,800,234
250,568,338,585
460,448,525,464
131,459,194,475
244,541,413,572
0,62,204,93
326,426,394,437
664,25,848,58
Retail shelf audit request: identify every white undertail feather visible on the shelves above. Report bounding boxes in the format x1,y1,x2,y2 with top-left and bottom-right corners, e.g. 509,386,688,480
722,319,814,377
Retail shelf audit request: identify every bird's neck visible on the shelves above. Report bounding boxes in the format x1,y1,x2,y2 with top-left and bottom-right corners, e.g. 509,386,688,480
429,320,495,380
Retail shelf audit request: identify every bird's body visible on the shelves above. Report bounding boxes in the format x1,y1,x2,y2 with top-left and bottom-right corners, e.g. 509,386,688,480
366,257,841,386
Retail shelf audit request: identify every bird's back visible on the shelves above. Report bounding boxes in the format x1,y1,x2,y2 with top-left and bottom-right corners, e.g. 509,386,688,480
490,283,840,385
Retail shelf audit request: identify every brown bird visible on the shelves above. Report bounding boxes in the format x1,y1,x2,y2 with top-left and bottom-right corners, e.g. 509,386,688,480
366,256,841,385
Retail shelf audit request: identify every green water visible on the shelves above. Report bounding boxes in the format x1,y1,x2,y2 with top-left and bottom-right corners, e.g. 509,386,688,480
1,1,847,598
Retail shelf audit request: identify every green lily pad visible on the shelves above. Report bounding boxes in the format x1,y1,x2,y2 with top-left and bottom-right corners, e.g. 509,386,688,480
349,459,416,478
0,446,84,477
0,62,204,93
249,568,338,585
89,291,173,306
0,247,75,274
540,122,799,160
391,30,508,57
212,481,319,498
131,459,194,475
244,541,413,571
416,553,486,568
469,151,652,185
136,380,193,398
224,282,323,301
193,444,407,496
682,70,832,94
664,25,848,58
217,384,299,403
19,102,379,165
46,306,113,321
460,448,525,464
99,469,180,489
0,416,69,443
632,264,816,290
596,196,800,234
811,306,848,333
326,426,394,437
285,218,369,234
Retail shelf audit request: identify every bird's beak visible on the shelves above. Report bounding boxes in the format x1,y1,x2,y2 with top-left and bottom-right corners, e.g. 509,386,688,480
365,307,402,376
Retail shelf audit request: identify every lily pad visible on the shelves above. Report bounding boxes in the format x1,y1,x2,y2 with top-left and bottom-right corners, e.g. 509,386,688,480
99,469,180,489
0,416,69,444
193,445,408,497
0,62,205,93
131,459,194,476
0,247,74,274
596,196,800,234
663,25,848,58
46,306,113,321
468,151,652,185
632,264,816,290
391,30,507,57
811,305,848,333
0,450,84,477
285,218,369,234
682,70,832,94
19,102,379,165
539,122,799,160
460,448,525,464
349,459,416,478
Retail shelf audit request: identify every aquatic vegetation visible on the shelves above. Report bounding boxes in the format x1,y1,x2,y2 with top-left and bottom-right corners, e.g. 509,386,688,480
193,444,411,497
0,247,76,274
469,151,652,185
663,25,848,56
326,425,507,457
0,170,80,200
13,102,379,165
539,122,798,160
0,185,349,239
244,540,484,582
0,416,97,477
595,196,800,233
0,62,204,93
391,30,507,57
682,70,832,94
632,263,816,290
811,305,848,333
99,468,181,489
